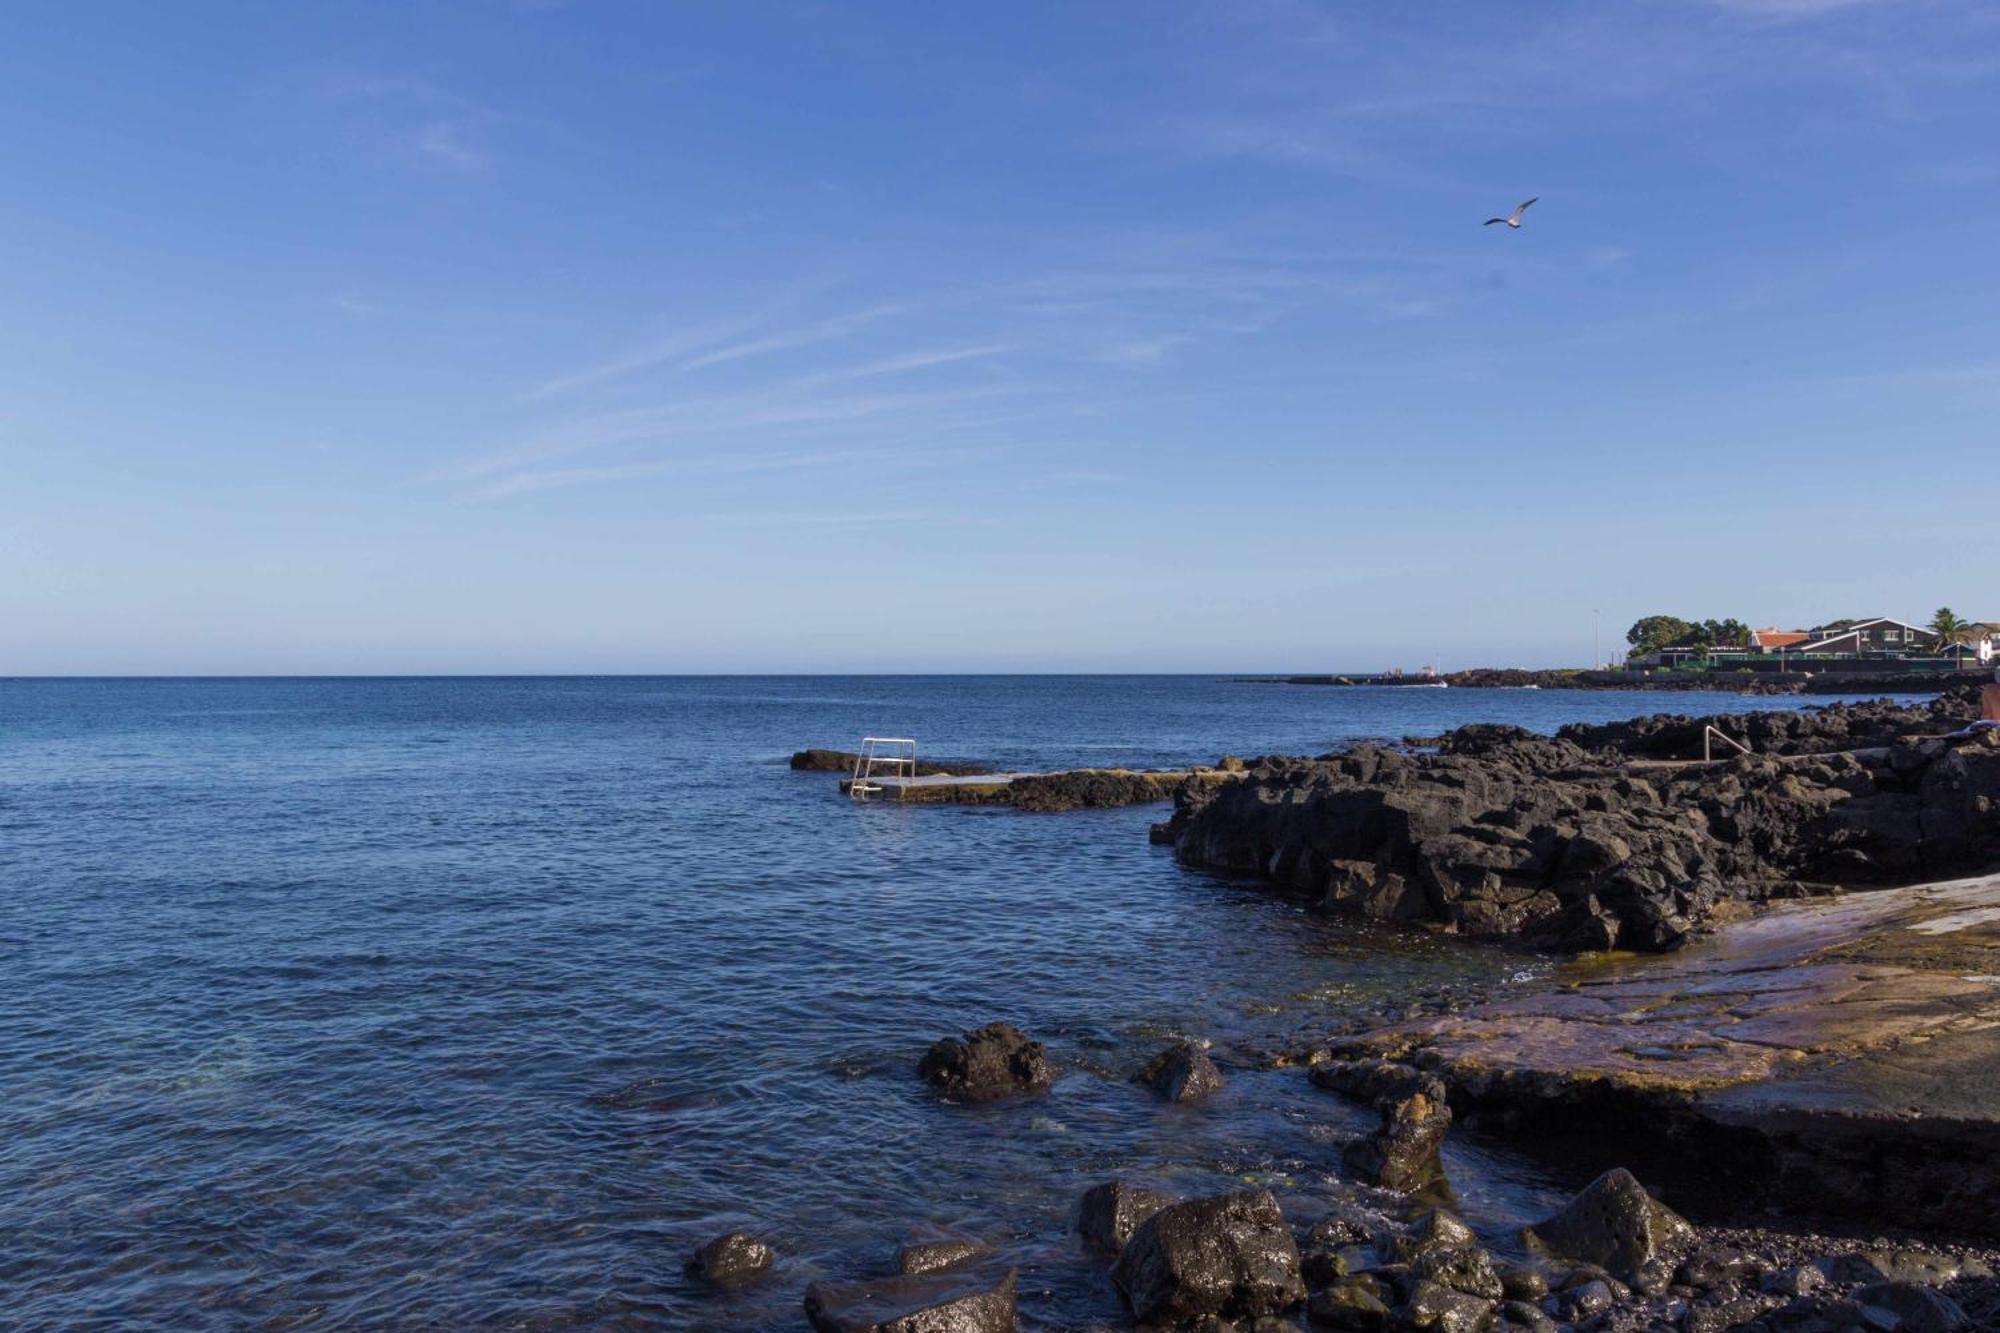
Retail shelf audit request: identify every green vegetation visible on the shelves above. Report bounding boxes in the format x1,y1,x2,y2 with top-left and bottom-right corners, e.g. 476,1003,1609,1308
1625,616,1751,658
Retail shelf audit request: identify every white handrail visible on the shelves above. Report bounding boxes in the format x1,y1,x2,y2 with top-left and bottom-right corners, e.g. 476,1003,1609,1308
850,737,917,797
1703,725,1752,762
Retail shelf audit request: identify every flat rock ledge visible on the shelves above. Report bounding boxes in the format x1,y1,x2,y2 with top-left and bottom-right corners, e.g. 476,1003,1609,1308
1309,873,2000,1236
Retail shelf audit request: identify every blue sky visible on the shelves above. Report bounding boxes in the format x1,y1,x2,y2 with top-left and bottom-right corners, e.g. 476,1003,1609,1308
3,0,1994,673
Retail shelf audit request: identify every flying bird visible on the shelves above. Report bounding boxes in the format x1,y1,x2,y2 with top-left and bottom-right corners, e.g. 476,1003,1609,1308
1484,197,1537,229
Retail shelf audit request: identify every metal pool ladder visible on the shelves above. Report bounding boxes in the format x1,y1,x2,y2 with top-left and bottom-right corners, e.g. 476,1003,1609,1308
1703,725,1753,762
849,737,917,797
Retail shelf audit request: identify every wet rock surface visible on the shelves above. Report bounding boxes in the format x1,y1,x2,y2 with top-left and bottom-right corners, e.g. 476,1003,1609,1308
1314,873,2000,1236
918,1022,1054,1102
1078,1181,1177,1254
685,1230,776,1287
1111,1189,1306,1325
803,1262,1018,1333
1311,1059,1453,1194
895,1227,991,1276
1007,769,1186,812
1156,690,1999,952
1524,1167,1695,1282
1136,1040,1227,1102
1270,1183,2000,1333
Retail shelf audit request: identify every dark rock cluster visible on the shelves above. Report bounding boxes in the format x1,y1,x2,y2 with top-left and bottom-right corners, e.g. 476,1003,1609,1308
1153,691,2000,951
1310,1058,1452,1194
1135,1040,1227,1102
917,1022,1054,1102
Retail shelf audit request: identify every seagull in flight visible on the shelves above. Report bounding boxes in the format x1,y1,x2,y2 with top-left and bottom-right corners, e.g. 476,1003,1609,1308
1484,197,1537,229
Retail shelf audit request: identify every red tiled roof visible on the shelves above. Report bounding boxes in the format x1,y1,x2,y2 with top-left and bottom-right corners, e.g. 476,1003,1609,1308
1751,628,1810,650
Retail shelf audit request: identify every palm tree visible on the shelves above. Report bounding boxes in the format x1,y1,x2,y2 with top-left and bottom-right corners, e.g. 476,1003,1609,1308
1930,608,1971,664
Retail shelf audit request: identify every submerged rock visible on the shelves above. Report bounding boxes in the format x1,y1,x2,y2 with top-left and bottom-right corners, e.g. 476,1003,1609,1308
895,1227,991,1276
1136,1040,1226,1102
1077,1180,1175,1253
1112,1189,1306,1325
686,1230,775,1287
918,1023,1053,1102
804,1263,1017,1333
1524,1168,1694,1283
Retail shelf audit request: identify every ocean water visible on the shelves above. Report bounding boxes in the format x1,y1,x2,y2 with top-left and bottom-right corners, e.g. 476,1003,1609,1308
0,677,1908,1329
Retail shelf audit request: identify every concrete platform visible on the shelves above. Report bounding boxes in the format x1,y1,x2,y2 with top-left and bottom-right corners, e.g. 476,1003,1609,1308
840,772,1040,800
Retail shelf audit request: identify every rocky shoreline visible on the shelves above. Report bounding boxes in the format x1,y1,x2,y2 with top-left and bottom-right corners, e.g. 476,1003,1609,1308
1154,689,1999,953
753,692,2000,1330
690,937,2000,1330
1245,669,1989,697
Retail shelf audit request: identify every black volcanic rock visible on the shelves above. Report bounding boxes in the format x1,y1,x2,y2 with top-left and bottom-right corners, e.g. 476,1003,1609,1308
686,1231,775,1287
918,1023,1053,1102
1135,1040,1225,1102
1524,1168,1694,1283
1155,695,2000,952
1111,1189,1305,1325
1077,1180,1176,1254
804,1263,1017,1333
1340,1075,1452,1194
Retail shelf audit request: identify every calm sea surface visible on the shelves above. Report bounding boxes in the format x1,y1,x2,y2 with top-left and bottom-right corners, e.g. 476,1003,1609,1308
0,677,1913,1329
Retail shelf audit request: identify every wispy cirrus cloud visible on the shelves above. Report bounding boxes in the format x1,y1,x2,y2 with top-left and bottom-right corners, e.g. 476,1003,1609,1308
1706,0,1898,19
313,71,509,174
528,303,905,398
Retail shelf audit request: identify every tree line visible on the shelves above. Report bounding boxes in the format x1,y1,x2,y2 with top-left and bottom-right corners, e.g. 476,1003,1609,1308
1626,608,1988,661
1624,616,1751,657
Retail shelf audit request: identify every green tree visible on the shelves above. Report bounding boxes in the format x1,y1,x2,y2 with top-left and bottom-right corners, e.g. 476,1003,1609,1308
1626,615,1696,657
1699,618,1751,648
1931,608,1970,661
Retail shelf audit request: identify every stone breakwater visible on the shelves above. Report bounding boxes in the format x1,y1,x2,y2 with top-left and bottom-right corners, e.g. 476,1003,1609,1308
1153,690,2000,952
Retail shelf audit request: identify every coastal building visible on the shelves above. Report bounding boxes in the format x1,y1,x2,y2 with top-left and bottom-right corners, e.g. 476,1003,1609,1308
1794,617,1940,658
1629,616,1969,672
1749,628,1810,653
1958,622,2000,664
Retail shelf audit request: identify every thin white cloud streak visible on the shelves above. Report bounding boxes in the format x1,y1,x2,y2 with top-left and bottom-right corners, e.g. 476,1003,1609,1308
528,303,906,399
1707,0,1897,18
527,313,769,399
446,381,1023,485
470,444,990,500
675,305,906,373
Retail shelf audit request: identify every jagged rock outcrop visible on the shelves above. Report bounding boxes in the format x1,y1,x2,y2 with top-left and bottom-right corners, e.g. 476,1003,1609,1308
1135,1040,1226,1102
1077,1181,1176,1254
1311,1058,1453,1193
1154,692,2000,951
1111,1189,1305,1324
1523,1168,1695,1284
918,1023,1053,1102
